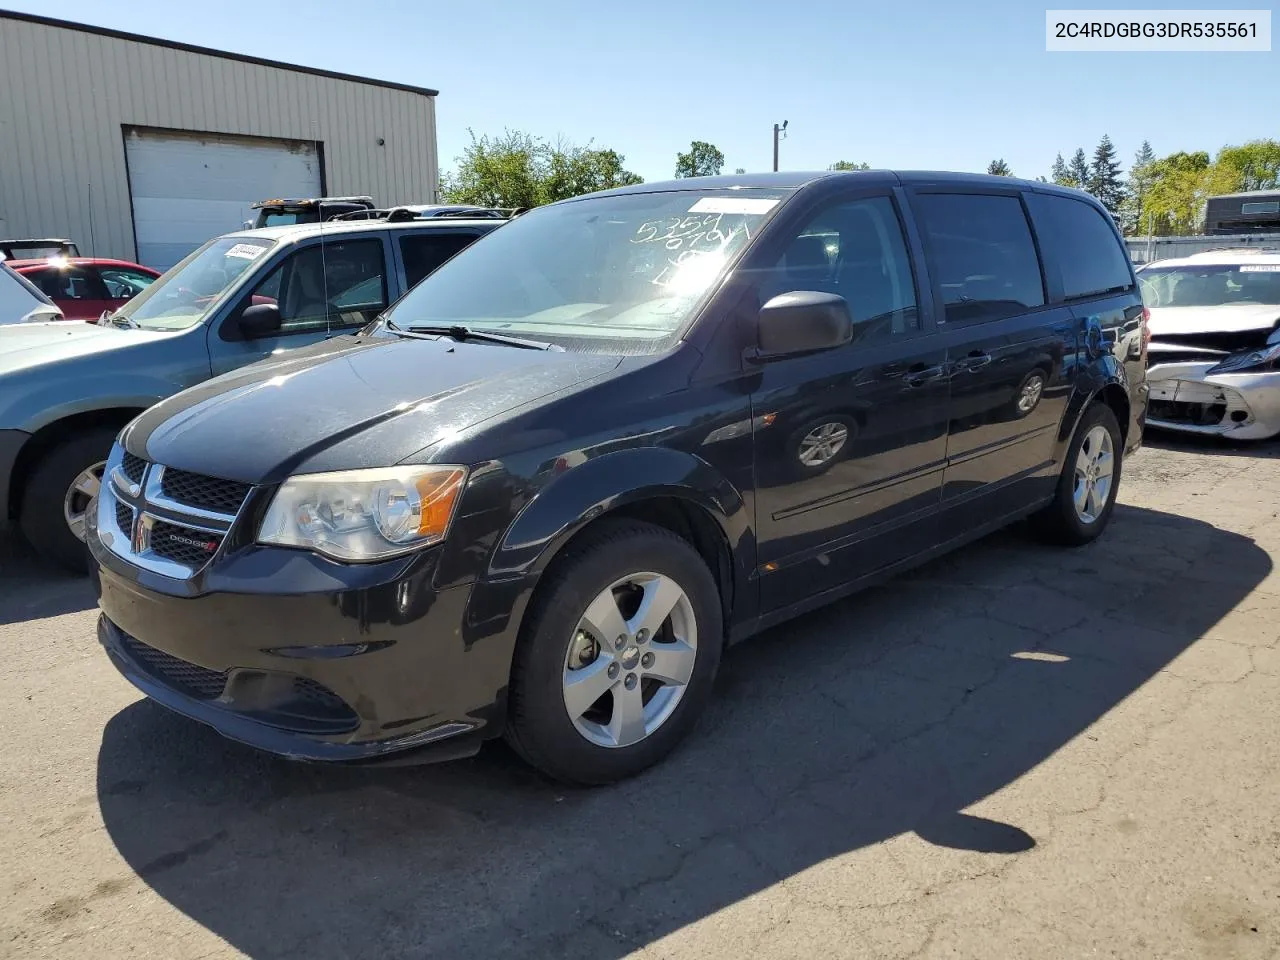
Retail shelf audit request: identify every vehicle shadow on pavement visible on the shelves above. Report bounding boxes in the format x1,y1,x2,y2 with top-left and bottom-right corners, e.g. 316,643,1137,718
0,530,95,625
1144,430,1280,459
95,504,1271,959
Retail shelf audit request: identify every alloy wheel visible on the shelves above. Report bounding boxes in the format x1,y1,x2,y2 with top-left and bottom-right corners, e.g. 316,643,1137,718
63,461,105,542
562,571,698,748
1072,425,1114,524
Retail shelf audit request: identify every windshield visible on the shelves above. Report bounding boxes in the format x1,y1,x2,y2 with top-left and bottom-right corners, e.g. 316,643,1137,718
1139,263,1280,308
113,236,275,330
382,189,788,351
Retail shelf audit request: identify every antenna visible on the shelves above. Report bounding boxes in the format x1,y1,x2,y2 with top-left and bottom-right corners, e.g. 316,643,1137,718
313,120,330,337
87,181,95,257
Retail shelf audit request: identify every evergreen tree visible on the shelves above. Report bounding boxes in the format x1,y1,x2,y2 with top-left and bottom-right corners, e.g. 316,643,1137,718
1050,153,1074,186
1087,135,1126,217
1068,149,1091,190
986,159,1012,177
1123,140,1157,234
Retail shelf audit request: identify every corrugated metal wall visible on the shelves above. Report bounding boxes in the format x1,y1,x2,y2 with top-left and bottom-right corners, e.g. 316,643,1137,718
0,15,437,263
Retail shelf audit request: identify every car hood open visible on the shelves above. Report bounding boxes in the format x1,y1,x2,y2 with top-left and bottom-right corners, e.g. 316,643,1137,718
126,332,622,482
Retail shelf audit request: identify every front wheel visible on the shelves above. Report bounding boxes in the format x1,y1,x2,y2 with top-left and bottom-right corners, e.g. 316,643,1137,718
18,427,117,573
505,520,723,784
1030,403,1122,546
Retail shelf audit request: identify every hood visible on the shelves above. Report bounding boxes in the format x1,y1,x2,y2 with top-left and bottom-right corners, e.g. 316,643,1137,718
0,321,172,376
1146,303,1280,337
127,333,622,482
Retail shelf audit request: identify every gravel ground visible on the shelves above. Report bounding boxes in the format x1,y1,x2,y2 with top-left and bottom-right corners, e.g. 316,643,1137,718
2,434,1279,960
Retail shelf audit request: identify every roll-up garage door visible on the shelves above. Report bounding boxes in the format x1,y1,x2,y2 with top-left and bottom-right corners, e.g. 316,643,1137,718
124,127,322,271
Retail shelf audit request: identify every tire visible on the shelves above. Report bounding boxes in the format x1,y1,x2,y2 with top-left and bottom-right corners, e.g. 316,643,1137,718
1030,403,1122,546
18,427,117,573
505,519,723,785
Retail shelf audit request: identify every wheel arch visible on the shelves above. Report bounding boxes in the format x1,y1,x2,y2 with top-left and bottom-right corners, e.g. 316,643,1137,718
8,408,143,520
490,447,753,639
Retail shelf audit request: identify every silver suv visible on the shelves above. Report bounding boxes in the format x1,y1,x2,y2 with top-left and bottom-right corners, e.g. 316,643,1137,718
0,214,504,570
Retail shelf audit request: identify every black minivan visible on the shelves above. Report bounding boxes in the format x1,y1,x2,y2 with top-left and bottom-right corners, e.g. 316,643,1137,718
89,172,1149,784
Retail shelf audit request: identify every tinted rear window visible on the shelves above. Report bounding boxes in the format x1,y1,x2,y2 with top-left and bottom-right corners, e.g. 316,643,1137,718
913,193,1045,325
1026,193,1132,300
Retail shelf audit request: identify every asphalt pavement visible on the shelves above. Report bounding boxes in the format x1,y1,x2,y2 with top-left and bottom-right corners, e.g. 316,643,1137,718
2,434,1279,959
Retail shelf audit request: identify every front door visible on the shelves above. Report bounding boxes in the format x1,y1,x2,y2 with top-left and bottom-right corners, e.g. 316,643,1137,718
209,236,391,375
907,190,1075,525
749,192,950,613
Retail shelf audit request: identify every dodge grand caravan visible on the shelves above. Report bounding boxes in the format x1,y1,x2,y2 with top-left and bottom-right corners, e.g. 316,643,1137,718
89,172,1149,784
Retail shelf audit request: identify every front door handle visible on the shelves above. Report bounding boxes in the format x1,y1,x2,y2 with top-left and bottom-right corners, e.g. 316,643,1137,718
955,350,993,372
903,363,946,386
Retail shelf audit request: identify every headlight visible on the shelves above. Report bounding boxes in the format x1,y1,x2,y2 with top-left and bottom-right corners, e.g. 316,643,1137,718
1207,342,1280,375
258,465,467,562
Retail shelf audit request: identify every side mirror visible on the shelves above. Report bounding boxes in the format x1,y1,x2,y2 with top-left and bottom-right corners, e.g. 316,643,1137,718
754,291,853,360
238,302,282,339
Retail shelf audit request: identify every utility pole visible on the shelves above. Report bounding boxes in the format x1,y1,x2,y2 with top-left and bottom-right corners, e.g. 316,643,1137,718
772,120,788,172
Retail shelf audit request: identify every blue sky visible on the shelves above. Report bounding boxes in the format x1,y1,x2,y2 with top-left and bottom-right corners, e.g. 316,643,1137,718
8,0,1277,183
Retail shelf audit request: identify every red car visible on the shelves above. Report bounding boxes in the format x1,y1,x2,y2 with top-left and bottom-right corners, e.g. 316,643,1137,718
6,257,161,321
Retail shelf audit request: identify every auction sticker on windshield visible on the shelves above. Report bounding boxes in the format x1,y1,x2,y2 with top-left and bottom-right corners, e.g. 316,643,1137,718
226,243,267,260
688,197,779,215
1240,264,1280,272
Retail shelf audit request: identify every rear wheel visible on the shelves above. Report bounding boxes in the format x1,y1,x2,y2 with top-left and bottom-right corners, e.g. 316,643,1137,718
1030,403,1122,546
505,520,723,784
18,427,117,573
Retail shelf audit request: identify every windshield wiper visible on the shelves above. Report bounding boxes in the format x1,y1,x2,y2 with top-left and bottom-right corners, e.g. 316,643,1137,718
402,324,559,351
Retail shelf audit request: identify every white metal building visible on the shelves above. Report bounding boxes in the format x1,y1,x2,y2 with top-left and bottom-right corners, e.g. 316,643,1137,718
0,11,439,270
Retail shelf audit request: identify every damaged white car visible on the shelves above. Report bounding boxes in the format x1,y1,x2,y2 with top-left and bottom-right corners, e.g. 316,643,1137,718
1140,250,1280,440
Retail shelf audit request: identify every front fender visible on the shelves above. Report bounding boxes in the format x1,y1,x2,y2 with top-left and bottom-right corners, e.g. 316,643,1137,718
9,374,176,434
488,446,752,583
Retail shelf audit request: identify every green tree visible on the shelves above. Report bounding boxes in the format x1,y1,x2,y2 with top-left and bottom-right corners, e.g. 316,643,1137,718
675,141,725,178
734,167,746,175
1206,139,1280,195
986,159,1013,177
543,143,644,202
440,129,544,209
829,160,871,171
1123,140,1157,234
1087,135,1126,216
1050,153,1075,187
441,129,642,208
1145,150,1211,235
1068,148,1091,190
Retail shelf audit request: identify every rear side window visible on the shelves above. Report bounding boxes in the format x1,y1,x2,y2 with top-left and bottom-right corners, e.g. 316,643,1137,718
27,266,109,301
399,232,481,288
913,193,1045,324
1026,194,1133,300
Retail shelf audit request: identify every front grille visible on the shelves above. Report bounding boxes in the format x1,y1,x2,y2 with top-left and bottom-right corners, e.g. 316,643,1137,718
121,452,147,485
118,631,227,699
161,468,251,515
148,519,223,568
1149,398,1227,426
115,500,134,534
1148,347,1227,366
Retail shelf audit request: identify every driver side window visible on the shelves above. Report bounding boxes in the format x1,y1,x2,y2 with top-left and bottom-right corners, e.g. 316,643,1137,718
758,196,920,340
245,239,388,335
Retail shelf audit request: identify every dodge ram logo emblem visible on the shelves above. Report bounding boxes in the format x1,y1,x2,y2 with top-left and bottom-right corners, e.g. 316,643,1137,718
132,515,150,554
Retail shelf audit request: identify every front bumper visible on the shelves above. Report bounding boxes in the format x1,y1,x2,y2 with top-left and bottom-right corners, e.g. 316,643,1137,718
1145,361,1280,441
89,514,529,764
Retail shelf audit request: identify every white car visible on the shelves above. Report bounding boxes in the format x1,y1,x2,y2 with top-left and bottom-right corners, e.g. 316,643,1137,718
1140,250,1280,440
0,262,64,325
